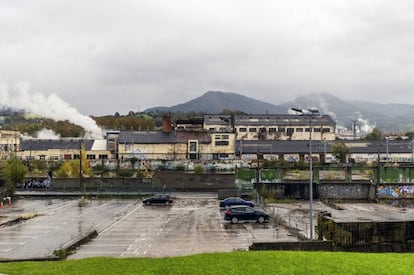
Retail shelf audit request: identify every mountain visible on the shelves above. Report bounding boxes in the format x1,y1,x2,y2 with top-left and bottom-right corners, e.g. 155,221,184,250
146,91,287,114
145,91,414,132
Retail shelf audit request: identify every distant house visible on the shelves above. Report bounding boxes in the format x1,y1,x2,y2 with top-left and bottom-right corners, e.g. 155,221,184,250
0,130,20,158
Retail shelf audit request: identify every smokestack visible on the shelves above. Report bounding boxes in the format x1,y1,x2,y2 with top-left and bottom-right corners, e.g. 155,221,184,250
162,115,173,133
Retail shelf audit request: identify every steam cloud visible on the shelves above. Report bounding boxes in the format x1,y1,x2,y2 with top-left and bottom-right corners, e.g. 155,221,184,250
0,82,103,138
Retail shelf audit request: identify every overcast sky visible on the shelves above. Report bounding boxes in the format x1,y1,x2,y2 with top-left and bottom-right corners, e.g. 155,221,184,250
1,0,414,116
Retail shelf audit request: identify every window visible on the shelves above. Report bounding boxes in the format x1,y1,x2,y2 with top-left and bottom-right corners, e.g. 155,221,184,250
314,128,321,132
322,128,331,133
215,141,229,146
99,155,108,159
87,154,96,160
278,128,285,133
221,135,229,139
269,128,277,132
219,153,229,159
209,128,215,132
189,141,197,152
73,154,80,159
296,128,303,132
305,128,311,132
239,128,247,132
249,128,257,132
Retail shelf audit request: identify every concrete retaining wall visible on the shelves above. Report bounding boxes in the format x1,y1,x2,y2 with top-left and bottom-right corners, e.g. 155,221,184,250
151,171,236,192
26,172,236,193
23,174,414,201
318,182,374,200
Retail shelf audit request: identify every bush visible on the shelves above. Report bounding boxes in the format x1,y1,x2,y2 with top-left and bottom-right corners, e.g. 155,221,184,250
117,169,134,177
136,169,147,178
194,165,205,174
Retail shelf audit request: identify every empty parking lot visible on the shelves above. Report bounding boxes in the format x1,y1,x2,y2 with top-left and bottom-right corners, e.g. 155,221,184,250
0,195,292,260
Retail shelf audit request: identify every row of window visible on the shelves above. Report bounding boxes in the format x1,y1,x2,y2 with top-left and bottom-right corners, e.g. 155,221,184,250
23,154,109,161
215,134,230,146
238,127,331,133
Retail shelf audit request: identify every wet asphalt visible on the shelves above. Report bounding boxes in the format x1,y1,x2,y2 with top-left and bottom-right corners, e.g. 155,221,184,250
0,195,292,260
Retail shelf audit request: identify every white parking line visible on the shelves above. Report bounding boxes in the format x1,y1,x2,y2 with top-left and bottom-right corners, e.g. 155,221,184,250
1,235,38,239
80,244,127,247
0,241,25,245
99,204,142,234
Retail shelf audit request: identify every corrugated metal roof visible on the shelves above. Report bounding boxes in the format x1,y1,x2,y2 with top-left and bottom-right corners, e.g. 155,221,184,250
118,131,177,144
175,131,211,143
118,130,212,144
236,140,414,154
20,139,94,151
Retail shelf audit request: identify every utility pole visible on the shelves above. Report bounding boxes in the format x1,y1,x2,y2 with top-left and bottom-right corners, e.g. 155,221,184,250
79,140,83,192
377,144,381,185
290,107,319,240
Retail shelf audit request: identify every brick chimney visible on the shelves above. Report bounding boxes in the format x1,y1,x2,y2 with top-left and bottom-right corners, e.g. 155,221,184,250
162,115,173,133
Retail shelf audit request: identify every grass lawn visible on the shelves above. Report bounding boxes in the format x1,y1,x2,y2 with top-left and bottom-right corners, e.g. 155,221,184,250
1,251,414,275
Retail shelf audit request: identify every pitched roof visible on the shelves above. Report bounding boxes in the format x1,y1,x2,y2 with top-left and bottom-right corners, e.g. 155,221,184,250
236,140,414,154
118,131,176,144
118,130,212,144
20,139,94,151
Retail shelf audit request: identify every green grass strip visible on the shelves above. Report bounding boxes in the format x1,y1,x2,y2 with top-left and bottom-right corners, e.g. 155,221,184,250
1,251,414,275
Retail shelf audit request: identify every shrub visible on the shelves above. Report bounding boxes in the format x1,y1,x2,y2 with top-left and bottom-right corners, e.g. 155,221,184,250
194,165,205,174
117,169,134,177
136,169,147,178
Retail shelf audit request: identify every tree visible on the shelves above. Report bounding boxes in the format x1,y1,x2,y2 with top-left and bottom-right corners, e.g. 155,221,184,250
365,127,383,140
91,164,110,178
332,142,350,163
0,156,28,196
55,160,80,178
129,157,139,171
54,145,90,178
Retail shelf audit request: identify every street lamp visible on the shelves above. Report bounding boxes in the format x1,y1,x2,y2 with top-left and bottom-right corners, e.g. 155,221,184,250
291,107,320,240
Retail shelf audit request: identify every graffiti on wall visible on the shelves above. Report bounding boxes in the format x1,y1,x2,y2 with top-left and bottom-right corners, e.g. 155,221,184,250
377,185,414,198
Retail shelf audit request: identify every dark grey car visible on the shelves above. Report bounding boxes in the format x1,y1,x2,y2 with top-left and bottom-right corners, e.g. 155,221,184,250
143,194,173,205
224,206,269,224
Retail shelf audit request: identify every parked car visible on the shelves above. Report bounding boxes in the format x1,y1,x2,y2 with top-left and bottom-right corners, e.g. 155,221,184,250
143,194,173,205
224,206,269,224
219,197,255,208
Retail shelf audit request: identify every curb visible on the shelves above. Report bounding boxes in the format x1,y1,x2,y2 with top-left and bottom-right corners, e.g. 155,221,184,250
54,230,98,260
0,229,98,262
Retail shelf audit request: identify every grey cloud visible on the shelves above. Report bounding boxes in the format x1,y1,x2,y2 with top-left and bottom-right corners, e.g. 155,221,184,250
1,0,414,115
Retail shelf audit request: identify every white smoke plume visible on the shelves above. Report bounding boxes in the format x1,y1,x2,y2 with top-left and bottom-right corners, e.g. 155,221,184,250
318,98,337,120
0,82,103,138
35,129,61,139
356,114,375,135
